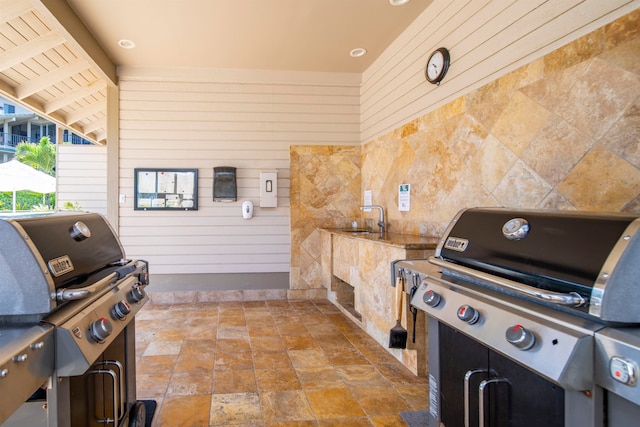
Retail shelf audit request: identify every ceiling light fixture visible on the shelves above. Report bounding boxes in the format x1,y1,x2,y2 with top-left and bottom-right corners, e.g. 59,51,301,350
389,0,411,5
117,39,136,49
349,48,367,58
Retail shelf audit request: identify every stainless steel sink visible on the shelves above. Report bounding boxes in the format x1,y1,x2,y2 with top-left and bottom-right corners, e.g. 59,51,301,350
334,228,372,234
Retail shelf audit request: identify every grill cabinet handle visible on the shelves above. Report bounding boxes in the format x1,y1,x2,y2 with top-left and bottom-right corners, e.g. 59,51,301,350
98,360,125,419
88,368,119,427
429,257,587,307
464,369,489,427
479,378,510,427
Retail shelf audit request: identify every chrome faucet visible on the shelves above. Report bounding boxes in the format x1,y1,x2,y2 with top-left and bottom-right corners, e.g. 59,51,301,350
360,205,385,233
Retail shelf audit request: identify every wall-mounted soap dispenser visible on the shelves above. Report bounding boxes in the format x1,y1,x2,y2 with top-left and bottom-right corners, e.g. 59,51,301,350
242,200,254,219
213,167,237,202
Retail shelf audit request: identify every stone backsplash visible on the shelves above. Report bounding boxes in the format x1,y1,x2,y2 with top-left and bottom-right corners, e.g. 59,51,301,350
290,10,640,297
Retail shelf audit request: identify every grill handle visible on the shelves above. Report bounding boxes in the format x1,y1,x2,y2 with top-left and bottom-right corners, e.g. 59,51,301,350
429,257,587,307
54,261,138,302
54,272,118,302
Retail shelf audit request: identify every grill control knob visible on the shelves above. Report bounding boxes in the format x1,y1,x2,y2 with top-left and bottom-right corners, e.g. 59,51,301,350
506,324,536,350
457,305,479,324
112,300,131,320
423,290,442,307
89,317,113,343
128,285,146,304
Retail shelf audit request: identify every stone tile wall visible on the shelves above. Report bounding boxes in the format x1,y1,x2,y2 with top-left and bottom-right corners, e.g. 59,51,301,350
290,10,640,298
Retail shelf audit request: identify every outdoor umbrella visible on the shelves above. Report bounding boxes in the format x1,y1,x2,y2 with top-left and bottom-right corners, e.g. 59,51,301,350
0,159,56,213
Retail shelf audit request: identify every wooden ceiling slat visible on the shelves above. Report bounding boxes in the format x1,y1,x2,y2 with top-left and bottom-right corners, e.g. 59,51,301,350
44,81,105,113
0,32,65,71
15,58,89,98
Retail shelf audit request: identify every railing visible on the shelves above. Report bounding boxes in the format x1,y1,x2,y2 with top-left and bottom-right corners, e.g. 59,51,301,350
0,132,41,148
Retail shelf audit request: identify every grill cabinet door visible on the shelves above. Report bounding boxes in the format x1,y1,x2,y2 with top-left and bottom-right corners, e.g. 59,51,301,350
439,323,564,427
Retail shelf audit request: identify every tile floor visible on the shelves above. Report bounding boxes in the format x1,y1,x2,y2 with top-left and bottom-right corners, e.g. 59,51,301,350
135,299,429,426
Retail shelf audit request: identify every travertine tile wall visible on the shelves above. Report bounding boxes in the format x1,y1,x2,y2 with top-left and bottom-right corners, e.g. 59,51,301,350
290,11,640,298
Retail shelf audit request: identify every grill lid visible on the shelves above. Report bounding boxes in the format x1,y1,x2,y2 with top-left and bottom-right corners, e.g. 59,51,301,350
434,208,640,323
0,212,125,317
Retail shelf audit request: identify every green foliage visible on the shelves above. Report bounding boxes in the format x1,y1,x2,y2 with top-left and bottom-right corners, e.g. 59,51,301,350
14,136,56,176
63,201,82,211
0,191,55,212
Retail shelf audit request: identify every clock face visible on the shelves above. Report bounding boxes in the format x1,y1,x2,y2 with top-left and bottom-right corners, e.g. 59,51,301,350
427,52,444,80
426,48,450,84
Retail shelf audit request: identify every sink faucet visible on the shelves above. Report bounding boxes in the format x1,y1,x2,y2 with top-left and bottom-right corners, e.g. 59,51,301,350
360,205,385,233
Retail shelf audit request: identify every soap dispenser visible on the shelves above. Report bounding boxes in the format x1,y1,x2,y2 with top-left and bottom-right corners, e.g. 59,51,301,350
242,200,254,219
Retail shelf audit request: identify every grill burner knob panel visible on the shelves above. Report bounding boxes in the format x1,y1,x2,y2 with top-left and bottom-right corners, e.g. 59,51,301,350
423,289,442,307
457,305,479,324
506,324,536,350
128,284,146,304
89,317,113,343
112,300,131,320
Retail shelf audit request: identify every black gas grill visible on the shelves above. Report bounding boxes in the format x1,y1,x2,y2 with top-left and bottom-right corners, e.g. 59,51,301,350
396,208,640,427
0,212,149,427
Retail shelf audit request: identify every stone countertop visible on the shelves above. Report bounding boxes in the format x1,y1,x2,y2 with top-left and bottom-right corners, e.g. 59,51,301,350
321,228,439,249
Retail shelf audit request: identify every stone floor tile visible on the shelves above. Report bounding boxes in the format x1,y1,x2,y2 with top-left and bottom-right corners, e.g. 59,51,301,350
136,354,178,376
394,384,429,410
156,395,211,427
335,365,391,388
251,336,287,352
213,369,257,394
215,350,254,370
369,415,408,426
253,350,292,369
180,338,215,355
295,366,344,390
217,337,252,352
142,340,182,356
174,351,215,373
282,335,321,351
210,392,263,425
317,418,374,426
260,390,315,422
350,387,412,417
304,388,365,419
167,371,214,396
255,367,302,392
136,373,170,398
288,349,331,368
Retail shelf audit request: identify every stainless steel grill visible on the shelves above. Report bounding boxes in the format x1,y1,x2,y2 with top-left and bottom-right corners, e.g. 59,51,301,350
0,212,149,427
395,208,640,427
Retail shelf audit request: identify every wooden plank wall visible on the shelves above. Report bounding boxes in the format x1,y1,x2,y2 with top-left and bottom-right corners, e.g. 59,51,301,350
116,68,360,280
361,0,639,143
57,144,107,216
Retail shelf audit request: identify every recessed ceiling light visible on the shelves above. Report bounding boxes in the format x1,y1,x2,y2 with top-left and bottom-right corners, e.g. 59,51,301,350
389,0,411,5
118,39,136,49
349,48,367,58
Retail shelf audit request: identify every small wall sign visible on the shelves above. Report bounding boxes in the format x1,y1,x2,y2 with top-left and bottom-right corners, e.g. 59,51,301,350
399,184,410,211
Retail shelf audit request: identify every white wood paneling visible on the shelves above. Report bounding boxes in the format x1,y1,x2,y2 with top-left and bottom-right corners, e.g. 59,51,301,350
56,144,107,216
117,68,360,277
361,0,640,143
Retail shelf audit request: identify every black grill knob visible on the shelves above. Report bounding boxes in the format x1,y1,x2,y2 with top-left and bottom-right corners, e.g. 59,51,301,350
506,324,536,350
129,285,146,304
457,305,479,324
423,289,442,307
112,300,131,320
90,318,113,343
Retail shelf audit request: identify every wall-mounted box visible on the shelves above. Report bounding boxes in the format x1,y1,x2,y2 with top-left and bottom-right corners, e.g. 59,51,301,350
260,170,277,207
213,166,237,202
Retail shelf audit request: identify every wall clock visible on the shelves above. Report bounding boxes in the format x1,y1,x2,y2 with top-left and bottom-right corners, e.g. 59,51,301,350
425,47,450,85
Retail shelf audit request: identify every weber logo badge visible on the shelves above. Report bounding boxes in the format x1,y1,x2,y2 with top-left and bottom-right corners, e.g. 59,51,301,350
444,237,468,252
48,255,74,277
